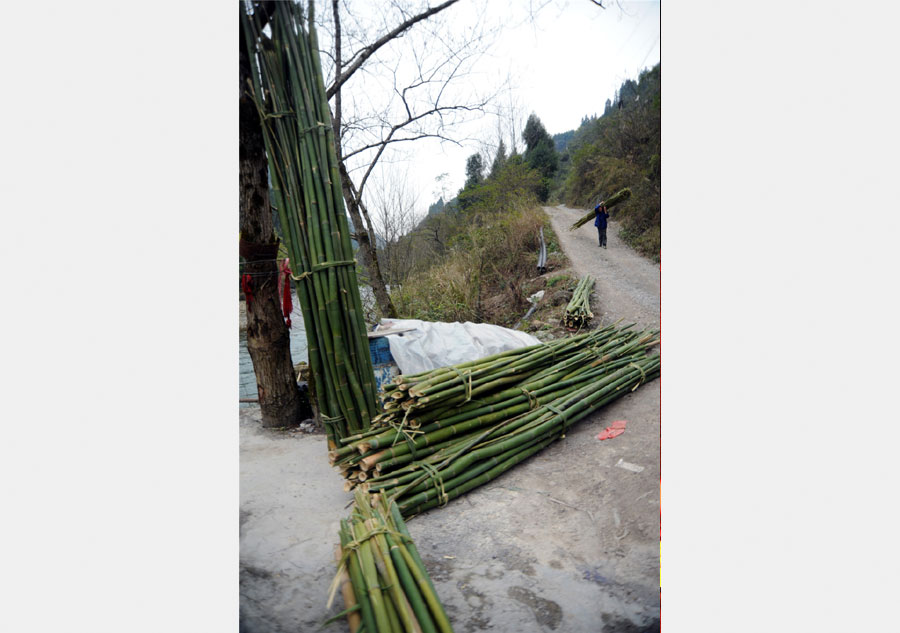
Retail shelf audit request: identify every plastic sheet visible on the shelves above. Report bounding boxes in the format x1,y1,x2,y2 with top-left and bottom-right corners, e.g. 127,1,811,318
376,318,542,375
597,420,627,441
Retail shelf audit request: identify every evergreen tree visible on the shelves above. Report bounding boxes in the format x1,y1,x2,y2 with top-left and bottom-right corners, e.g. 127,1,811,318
427,197,445,217
489,140,507,179
522,114,549,153
522,113,558,202
464,153,485,188
619,78,638,103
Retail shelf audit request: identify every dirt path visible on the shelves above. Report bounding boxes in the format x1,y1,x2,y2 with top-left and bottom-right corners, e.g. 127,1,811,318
544,204,659,330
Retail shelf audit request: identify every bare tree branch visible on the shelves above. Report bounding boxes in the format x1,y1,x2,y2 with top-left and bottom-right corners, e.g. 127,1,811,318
342,102,483,163
316,0,515,318
326,0,461,100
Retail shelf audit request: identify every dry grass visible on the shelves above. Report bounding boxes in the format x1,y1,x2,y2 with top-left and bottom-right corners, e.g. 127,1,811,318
392,205,569,326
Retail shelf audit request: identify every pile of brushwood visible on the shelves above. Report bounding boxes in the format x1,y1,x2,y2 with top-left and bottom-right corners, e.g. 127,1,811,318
564,275,594,329
570,187,632,230
242,1,378,446
329,490,454,633
330,323,659,517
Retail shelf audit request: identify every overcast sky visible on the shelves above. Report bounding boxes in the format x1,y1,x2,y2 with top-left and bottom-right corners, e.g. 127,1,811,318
364,0,661,217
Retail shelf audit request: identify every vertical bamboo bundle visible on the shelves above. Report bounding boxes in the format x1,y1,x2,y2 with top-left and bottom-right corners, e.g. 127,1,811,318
564,275,594,329
329,489,455,632
242,2,378,445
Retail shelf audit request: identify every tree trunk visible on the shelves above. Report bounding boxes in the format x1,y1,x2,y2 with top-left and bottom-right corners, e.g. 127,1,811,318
240,11,304,428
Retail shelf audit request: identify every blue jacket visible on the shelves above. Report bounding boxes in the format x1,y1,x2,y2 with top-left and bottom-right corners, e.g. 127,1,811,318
594,206,609,228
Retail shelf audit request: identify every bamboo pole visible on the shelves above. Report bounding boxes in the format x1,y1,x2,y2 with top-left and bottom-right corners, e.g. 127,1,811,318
333,325,659,494
331,490,454,632
339,519,377,633
333,545,362,633
564,275,595,329
569,188,633,230
242,2,378,443
382,356,660,515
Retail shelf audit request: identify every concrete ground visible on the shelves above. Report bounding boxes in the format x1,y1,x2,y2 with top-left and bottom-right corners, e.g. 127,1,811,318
240,205,660,632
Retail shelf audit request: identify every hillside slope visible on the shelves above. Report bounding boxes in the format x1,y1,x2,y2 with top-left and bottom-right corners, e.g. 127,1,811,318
557,64,661,260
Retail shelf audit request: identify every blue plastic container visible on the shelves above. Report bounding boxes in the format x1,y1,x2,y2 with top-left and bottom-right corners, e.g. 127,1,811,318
369,335,400,393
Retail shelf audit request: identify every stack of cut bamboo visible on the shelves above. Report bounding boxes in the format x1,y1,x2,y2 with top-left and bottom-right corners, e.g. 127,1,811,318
329,489,454,633
330,324,659,516
570,188,632,230
242,2,378,446
564,275,594,330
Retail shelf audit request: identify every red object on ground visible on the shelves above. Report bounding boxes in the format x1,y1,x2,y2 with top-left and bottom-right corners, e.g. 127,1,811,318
241,274,254,306
280,259,293,329
597,420,627,441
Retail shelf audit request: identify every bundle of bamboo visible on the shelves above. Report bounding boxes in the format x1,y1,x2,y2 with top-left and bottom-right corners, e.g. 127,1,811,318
328,489,454,633
331,324,659,514
569,188,632,230
332,326,630,473
242,2,378,446
564,275,594,329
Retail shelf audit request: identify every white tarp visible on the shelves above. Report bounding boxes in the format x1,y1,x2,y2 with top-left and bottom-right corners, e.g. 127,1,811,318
376,319,542,375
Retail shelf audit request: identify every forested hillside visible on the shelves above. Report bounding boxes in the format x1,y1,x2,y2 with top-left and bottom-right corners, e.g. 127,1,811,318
554,63,660,260
375,61,662,325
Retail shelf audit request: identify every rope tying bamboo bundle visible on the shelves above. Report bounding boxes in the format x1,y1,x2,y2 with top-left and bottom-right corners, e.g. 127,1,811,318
330,324,660,515
328,489,455,633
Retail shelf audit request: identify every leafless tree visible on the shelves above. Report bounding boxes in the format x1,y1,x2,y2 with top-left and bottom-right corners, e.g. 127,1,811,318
497,90,529,156
367,167,423,287
318,0,506,318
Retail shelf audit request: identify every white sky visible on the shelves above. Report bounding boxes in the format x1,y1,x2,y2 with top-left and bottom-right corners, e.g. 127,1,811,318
353,0,660,216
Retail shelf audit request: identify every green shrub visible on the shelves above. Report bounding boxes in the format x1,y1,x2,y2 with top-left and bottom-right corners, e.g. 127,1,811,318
392,202,546,325
552,63,660,261
546,274,569,288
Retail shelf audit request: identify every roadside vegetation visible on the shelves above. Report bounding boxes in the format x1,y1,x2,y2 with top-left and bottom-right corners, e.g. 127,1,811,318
334,65,660,330
378,146,570,328
368,62,662,330
553,63,661,260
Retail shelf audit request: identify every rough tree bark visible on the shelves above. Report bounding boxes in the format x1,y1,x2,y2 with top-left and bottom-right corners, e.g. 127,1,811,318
240,6,304,428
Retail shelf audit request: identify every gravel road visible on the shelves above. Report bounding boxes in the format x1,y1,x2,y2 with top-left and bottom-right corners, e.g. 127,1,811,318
544,205,659,330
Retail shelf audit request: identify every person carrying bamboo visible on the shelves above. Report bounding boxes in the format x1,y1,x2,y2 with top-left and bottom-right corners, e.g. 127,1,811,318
594,202,610,248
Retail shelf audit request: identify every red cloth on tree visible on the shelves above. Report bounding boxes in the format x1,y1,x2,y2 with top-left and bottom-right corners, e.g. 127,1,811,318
280,259,293,329
241,274,254,306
